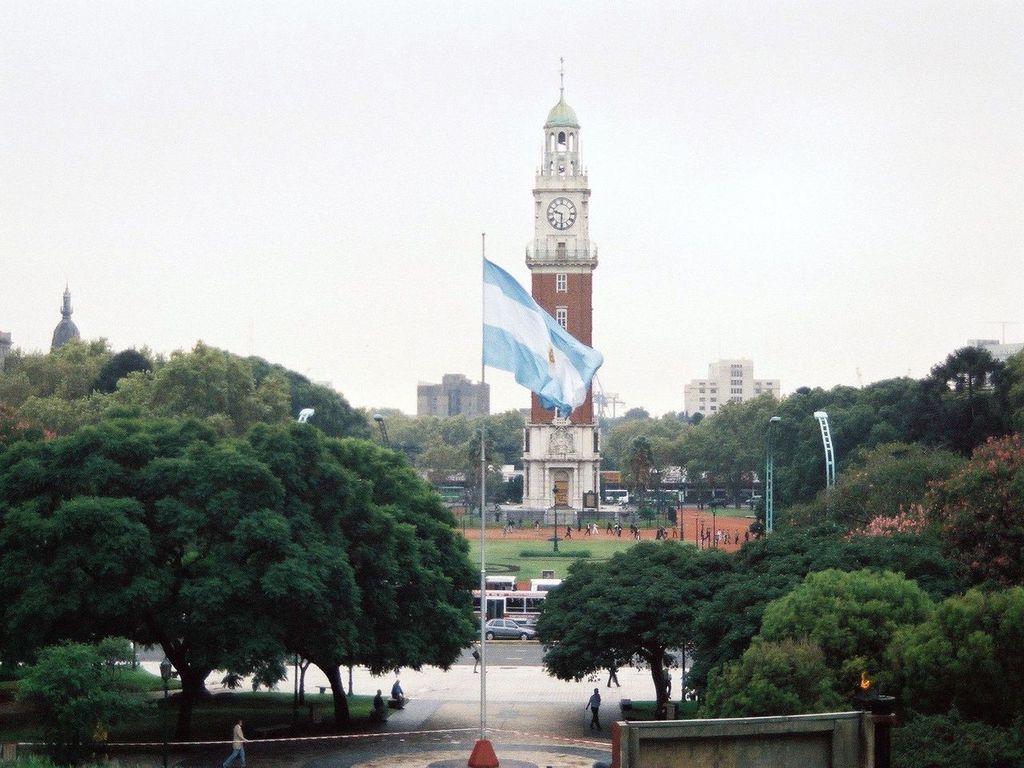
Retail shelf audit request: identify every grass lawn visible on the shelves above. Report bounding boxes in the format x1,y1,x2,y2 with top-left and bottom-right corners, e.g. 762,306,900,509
466,535,691,581
0,690,376,744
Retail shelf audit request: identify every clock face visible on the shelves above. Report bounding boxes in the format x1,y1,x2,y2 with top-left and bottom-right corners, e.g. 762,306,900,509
546,197,577,230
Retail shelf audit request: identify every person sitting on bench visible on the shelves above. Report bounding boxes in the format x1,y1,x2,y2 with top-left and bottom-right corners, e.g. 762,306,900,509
390,678,405,707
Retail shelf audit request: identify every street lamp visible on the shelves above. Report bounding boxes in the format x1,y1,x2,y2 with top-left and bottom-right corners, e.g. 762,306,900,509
372,413,390,447
159,657,172,768
551,486,560,553
765,416,781,534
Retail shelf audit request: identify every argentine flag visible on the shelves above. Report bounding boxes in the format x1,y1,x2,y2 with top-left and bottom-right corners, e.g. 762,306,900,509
483,258,603,415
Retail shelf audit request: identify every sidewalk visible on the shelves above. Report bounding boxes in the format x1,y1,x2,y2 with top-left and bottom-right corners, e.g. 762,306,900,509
135,659,643,767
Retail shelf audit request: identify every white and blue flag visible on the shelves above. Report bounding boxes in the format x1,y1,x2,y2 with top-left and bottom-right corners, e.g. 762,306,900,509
483,258,603,415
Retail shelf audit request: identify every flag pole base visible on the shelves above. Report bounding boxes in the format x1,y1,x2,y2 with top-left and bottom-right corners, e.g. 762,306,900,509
468,738,499,768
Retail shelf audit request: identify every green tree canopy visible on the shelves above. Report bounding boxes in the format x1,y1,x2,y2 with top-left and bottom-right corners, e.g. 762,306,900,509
17,638,138,763
927,433,1024,587
701,638,845,718
783,442,964,530
889,587,1024,726
0,416,475,736
758,568,933,693
536,542,733,708
688,525,960,692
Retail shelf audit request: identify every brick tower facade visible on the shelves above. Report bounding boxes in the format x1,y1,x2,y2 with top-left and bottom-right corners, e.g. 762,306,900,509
520,79,601,513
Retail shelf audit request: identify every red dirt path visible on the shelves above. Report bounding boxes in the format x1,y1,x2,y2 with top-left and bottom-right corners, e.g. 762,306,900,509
459,506,758,554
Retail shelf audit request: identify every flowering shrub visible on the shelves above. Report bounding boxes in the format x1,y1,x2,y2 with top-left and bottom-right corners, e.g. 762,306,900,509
927,434,1024,586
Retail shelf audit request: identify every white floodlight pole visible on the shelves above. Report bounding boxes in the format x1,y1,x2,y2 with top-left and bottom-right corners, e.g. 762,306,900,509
813,411,836,489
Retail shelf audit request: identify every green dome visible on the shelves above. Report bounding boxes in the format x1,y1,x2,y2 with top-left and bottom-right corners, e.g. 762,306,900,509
545,96,579,128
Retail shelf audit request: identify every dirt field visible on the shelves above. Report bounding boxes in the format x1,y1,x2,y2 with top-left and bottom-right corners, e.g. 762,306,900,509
459,506,759,554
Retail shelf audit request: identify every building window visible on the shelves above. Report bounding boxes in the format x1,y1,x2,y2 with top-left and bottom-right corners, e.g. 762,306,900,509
731,379,742,386
710,397,717,402
710,405,717,411
755,388,762,394
556,273,567,292
556,307,568,328
699,397,705,402
731,387,742,394
699,388,705,393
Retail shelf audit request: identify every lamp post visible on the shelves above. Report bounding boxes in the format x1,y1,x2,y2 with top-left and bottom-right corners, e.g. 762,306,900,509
765,416,781,533
372,413,390,447
159,657,172,768
551,487,559,553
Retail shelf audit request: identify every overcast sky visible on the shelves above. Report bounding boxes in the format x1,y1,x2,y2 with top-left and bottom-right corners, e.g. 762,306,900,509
3,1,1022,416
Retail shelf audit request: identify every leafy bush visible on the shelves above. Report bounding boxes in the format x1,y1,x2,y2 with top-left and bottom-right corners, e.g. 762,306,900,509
893,710,1024,768
16,639,140,764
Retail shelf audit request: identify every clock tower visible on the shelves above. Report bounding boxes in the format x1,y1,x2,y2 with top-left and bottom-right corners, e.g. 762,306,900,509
520,73,601,513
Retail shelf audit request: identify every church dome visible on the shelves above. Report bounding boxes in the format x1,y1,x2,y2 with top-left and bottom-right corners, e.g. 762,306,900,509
51,287,81,351
545,96,579,128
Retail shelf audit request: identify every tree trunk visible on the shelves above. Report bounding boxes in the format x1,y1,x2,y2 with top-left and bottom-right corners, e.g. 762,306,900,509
174,666,211,740
298,659,310,705
649,651,671,711
324,664,350,727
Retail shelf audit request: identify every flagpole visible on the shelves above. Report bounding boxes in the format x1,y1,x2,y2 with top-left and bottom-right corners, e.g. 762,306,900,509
479,232,487,741
467,232,499,768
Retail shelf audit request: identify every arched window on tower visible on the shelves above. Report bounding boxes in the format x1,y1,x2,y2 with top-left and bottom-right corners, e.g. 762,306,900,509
568,133,575,151
557,131,567,150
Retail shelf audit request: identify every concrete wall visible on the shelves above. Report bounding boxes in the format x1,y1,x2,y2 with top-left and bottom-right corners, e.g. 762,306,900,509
613,711,873,768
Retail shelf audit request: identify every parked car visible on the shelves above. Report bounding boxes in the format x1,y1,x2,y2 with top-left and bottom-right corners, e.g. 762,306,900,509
485,618,536,641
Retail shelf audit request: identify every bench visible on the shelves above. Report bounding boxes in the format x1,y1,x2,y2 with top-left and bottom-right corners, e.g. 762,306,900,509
388,697,407,710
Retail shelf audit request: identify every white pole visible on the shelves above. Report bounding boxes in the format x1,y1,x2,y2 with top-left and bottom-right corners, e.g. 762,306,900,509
479,232,488,741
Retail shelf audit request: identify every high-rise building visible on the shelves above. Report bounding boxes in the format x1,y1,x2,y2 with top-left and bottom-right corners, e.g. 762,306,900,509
520,75,601,511
684,359,780,417
968,339,1024,363
417,374,490,417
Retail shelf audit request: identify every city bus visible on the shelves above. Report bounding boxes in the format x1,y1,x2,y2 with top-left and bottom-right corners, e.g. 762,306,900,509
471,589,549,625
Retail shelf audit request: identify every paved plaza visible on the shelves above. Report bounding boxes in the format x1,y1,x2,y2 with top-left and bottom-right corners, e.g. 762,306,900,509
132,657,655,767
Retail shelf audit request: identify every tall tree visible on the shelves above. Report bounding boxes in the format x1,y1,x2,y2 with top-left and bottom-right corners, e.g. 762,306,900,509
927,433,1024,587
757,568,933,693
536,542,733,710
0,418,288,738
246,424,476,726
890,587,1024,727
922,347,1009,455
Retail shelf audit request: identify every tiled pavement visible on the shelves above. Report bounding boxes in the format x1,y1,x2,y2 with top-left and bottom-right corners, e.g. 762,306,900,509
126,659,649,767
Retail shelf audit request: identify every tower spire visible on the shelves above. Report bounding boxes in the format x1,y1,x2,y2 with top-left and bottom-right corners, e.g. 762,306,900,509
559,57,565,99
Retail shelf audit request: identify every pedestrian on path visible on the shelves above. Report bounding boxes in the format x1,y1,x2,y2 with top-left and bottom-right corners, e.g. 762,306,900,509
472,645,480,673
586,688,602,731
607,665,620,687
222,719,247,768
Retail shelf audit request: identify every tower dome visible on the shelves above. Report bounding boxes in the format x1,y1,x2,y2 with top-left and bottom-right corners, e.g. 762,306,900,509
51,286,80,351
545,95,579,129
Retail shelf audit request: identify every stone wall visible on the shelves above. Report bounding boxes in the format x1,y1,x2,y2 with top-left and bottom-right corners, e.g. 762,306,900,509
612,711,874,768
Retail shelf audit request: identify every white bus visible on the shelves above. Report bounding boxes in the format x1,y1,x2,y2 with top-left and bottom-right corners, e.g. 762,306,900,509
529,578,563,592
472,589,548,625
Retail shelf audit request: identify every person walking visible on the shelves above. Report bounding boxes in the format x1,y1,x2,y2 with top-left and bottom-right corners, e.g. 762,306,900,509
607,664,620,687
472,645,480,673
586,688,602,730
222,719,247,768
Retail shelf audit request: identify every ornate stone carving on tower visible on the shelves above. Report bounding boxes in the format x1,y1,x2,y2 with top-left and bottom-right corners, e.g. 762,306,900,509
520,68,601,513
51,286,81,351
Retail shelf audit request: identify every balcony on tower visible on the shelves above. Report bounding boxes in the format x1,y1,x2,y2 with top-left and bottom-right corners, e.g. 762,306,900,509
525,243,599,268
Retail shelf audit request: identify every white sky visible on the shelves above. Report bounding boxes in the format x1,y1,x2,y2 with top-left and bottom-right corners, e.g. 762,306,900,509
2,1,1022,416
